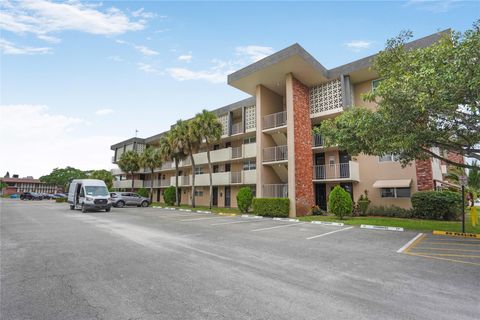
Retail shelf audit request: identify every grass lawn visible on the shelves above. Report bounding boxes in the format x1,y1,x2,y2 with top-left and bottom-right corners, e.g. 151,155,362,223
299,210,479,233
150,202,240,214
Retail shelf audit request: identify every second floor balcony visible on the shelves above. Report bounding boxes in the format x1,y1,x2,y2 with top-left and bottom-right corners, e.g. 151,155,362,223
313,161,360,182
263,145,288,163
263,111,287,131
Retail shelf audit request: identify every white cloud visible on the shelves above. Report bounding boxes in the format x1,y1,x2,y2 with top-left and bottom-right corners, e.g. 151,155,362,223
0,0,145,41
177,54,192,62
0,38,51,55
235,45,274,62
36,34,60,43
131,7,156,19
344,40,374,52
405,0,461,13
0,104,121,177
95,108,114,116
107,55,123,62
116,39,158,56
137,62,159,74
166,68,226,83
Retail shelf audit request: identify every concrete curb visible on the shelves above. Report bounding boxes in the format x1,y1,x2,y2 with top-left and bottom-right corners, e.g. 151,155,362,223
218,212,237,216
432,230,480,239
273,218,299,222
360,224,404,232
310,221,345,227
241,214,263,219
195,210,212,214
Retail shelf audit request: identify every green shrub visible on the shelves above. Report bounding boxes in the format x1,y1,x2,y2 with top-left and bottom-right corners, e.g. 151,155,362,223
310,205,326,216
328,186,353,219
367,205,413,218
357,190,371,216
137,187,149,198
55,197,66,203
411,191,462,220
253,198,289,217
163,186,176,206
236,187,253,213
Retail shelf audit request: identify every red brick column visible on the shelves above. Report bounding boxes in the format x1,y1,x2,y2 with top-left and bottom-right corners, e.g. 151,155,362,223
292,77,314,215
415,159,434,191
447,151,464,165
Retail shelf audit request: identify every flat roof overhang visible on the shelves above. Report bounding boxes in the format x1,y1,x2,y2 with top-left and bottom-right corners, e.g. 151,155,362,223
228,44,329,96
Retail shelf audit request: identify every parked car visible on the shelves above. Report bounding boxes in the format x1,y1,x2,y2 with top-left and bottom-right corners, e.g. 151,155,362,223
52,193,67,199
68,179,112,213
41,193,51,200
110,192,150,208
20,192,42,200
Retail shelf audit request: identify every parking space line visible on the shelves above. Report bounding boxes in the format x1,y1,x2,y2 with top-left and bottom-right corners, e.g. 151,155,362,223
411,247,480,253
252,222,306,232
420,241,480,246
415,253,480,258
306,226,354,240
397,233,424,253
405,252,480,266
211,220,264,226
180,217,226,222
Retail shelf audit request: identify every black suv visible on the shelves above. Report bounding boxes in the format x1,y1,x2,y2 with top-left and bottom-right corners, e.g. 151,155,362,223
20,192,42,200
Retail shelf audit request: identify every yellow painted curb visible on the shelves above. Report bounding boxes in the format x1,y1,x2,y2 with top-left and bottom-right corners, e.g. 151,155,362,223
218,212,237,216
433,231,480,239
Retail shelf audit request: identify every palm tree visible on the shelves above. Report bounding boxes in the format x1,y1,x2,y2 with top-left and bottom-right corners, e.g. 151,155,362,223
118,150,141,191
468,161,480,191
194,110,222,209
159,127,186,206
140,147,163,202
175,119,201,208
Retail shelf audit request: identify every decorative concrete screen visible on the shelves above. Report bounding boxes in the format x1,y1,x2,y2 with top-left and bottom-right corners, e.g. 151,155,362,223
245,105,256,131
136,143,146,154
309,79,342,116
115,148,124,162
218,114,229,136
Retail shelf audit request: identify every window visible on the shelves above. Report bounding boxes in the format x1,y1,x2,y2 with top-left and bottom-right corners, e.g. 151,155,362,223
379,154,399,162
194,189,203,197
213,165,219,173
243,160,256,171
195,166,203,175
244,136,256,144
372,78,383,91
225,163,231,172
380,187,411,198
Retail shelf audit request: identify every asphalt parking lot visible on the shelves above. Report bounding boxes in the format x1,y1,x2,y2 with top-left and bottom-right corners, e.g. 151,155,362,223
1,199,479,320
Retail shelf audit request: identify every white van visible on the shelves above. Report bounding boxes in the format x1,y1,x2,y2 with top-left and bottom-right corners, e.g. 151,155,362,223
68,179,112,213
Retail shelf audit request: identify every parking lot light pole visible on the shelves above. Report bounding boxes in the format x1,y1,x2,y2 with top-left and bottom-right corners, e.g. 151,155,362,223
459,175,467,233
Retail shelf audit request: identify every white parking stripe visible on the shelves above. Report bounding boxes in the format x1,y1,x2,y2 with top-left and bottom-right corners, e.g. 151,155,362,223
252,222,306,232
306,226,354,240
397,233,423,253
180,217,226,222
211,220,264,226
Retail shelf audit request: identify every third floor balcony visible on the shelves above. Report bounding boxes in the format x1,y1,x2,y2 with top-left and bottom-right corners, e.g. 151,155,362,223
262,111,287,131
263,145,288,164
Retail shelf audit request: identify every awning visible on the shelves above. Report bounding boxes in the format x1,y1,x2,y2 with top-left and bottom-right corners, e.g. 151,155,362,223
373,179,412,188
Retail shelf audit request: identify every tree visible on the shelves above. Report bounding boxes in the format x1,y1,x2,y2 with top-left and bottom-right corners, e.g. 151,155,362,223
159,127,187,206
89,169,114,190
40,167,87,190
237,187,254,213
328,186,353,219
175,119,202,208
0,181,7,193
140,147,163,202
318,22,480,170
194,110,222,209
117,150,140,192
4,172,9,178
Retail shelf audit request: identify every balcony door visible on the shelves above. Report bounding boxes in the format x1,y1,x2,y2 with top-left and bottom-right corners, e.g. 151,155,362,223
212,186,218,207
224,186,231,207
339,151,351,178
315,183,327,211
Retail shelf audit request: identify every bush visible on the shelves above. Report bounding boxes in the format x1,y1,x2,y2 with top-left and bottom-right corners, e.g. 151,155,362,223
253,198,289,217
411,191,462,220
310,205,326,216
357,190,371,216
137,187,149,198
163,186,176,206
328,186,353,219
367,205,413,218
237,187,253,213
55,197,66,203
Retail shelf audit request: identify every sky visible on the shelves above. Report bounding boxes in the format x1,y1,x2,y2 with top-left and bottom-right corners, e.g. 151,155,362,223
1,0,479,178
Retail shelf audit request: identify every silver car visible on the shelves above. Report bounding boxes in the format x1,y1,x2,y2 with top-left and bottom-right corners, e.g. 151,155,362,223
110,192,150,208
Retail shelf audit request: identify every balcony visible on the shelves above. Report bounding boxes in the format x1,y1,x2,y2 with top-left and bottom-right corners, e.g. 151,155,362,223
263,111,287,130
263,184,288,198
312,134,324,148
313,161,360,182
170,170,257,187
263,145,288,163
145,179,171,188
112,180,144,189
231,146,242,159
231,122,243,135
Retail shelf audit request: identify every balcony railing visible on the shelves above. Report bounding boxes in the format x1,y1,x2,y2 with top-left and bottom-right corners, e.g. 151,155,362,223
181,176,190,186
312,134,324,148
231,122,243,135
263,145,288,163
230,171,242,184
263,111,287,130
263,184,288,198
313,161,359,181
161,161,173,170
231,146,242,159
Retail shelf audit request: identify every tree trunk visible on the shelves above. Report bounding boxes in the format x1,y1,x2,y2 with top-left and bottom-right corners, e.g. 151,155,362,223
131,172,135,192
207,146,213,209
190,150,196,208
150,168,154,203
175,159,179,206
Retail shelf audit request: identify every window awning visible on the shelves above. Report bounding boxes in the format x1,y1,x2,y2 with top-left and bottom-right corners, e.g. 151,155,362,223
373,179,412,188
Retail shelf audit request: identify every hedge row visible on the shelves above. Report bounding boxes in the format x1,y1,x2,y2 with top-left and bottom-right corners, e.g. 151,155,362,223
411,191,461,221
253,198,289,217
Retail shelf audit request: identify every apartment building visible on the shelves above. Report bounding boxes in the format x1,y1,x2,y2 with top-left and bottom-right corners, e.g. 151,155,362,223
111,30,459,217
0,175,58,195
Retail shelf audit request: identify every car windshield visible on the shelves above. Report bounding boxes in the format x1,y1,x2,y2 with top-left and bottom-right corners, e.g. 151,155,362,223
85,186,109,196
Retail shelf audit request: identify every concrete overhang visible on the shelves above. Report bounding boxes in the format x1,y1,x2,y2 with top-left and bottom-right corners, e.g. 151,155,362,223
228,43,329,96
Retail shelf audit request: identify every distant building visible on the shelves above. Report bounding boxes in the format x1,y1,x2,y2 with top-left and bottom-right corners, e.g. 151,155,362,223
0,174,59,195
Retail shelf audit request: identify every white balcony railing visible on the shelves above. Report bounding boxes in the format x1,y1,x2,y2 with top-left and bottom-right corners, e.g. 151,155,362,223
230,171,242,184
263,184,288,198
313,161,360,181
263,111,287,130
263,145,288,163
312,134,323,148
231,122,243,135
112,180,144,189
232,147,242,159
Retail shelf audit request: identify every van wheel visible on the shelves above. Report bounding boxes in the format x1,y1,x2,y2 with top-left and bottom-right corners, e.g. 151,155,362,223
69,205,75,210
81,204,87,213
141,201,149,207
116,201,125,208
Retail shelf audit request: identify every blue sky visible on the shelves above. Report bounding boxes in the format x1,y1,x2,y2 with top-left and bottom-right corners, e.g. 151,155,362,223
1,0,478,177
